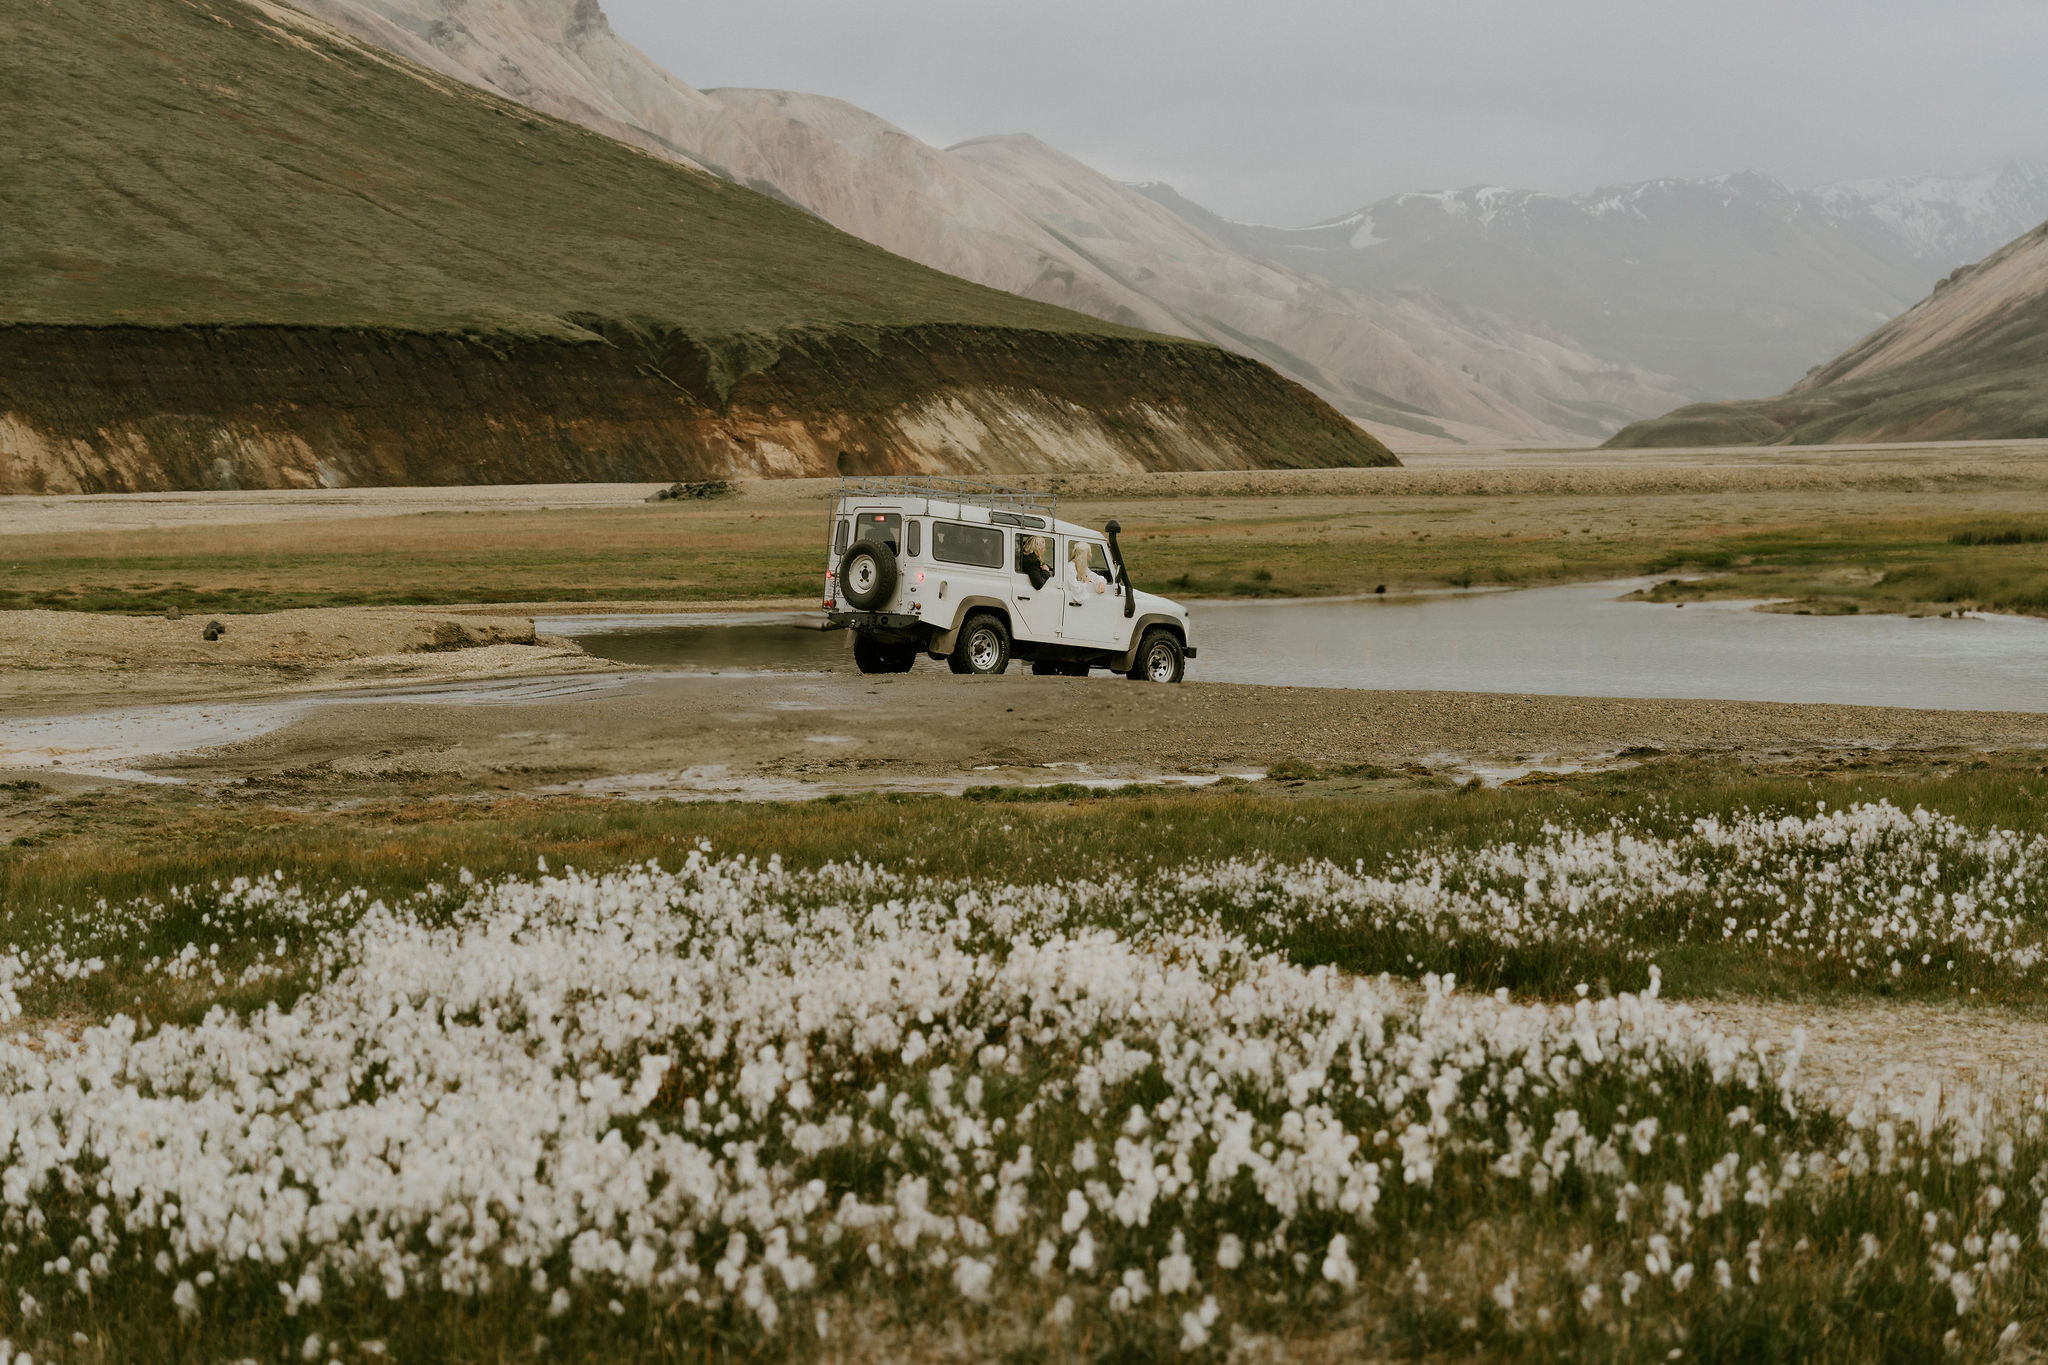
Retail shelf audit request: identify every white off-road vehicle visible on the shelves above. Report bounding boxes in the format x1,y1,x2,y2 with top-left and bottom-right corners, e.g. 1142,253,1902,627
823,476,1195,681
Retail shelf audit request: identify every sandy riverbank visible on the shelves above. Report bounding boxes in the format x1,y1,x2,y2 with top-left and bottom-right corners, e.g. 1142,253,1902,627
0,664,2029,802
0,606,616,713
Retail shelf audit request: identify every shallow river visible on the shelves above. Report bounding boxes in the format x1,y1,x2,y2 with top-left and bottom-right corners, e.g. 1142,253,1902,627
540,580,2048,713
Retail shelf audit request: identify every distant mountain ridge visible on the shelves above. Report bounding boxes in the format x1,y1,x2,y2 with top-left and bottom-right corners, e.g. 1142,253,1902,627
290,0,1699,445
1136,160,2048,400
1605,217,2048,446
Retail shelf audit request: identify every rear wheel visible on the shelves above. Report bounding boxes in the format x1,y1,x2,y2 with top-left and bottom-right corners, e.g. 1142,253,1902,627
946,612,1011,676
853,634,916,674
1126,627,1184,683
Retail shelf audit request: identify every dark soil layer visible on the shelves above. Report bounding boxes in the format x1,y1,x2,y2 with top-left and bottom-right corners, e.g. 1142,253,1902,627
0,322,1383,492
0,0,1389,490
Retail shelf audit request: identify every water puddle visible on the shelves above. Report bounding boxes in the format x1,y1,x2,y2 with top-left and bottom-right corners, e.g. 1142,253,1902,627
0,674,629,780
538,581,2048,712
537,764,1265,803
1192,582,2048,712
0,701,311,782
538,612,849,671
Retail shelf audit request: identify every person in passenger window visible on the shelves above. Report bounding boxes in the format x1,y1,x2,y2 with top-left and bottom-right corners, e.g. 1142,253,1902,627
1018,536,1053,590
1067,542,1109,602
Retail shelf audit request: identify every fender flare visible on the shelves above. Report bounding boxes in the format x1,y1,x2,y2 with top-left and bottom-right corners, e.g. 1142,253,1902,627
928,596,1011,656
1112,614,1188,673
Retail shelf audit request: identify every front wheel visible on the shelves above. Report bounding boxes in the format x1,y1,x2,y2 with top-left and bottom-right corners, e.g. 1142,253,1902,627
946,611,1011,676
1127,627,1184,683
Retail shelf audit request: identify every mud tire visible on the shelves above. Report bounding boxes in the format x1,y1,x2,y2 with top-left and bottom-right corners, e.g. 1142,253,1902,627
947,612,1011,676
1126,627,1184,683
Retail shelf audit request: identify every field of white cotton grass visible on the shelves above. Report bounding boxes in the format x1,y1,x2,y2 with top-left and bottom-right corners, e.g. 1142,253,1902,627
1,800,2045,1362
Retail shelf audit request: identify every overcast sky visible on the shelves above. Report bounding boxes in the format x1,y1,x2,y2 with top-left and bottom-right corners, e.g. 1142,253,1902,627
601,0,2048,225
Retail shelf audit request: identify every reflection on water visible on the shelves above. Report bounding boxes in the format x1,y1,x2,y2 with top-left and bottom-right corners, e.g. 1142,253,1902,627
1194,582,2048,712
538,612,851,670
538,583,2048,713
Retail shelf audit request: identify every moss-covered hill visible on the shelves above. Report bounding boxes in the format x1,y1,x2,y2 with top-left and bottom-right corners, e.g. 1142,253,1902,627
0,0,1390,491
1606,220,2048,448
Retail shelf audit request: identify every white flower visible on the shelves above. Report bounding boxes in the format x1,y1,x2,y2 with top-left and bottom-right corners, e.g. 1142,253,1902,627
1321,1234,1358,1290
1157,1231,1196,1296
0,827,2035,1356
952,1257,993,1301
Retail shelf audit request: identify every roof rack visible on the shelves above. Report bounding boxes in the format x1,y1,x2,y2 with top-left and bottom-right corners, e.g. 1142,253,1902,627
835,475,1058,518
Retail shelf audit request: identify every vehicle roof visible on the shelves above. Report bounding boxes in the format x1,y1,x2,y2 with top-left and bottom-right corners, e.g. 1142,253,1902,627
835,493,1104,542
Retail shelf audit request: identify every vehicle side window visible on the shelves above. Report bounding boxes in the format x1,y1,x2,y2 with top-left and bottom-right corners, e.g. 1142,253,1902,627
905,520,921,557
832,519,849,556
1014,532,1053,575
1086,543,1112,578
856,510,901,552
932,521,1004,568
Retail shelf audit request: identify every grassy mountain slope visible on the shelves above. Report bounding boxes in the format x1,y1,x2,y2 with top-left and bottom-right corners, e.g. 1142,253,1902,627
289,0,1697,445
0,0,1388,492
1607,220,2048,447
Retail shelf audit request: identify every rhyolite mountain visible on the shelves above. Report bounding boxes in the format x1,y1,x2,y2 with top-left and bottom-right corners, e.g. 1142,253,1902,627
1137,162,2048,401
1605,219,2048,446
0,0,1389,495
290,0,1697,445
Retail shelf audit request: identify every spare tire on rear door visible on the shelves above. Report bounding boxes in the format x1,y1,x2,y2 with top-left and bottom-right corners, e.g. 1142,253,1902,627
838,540,898,610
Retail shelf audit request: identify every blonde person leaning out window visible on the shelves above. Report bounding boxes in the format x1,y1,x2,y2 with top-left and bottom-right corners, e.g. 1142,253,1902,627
1067,541,1110,605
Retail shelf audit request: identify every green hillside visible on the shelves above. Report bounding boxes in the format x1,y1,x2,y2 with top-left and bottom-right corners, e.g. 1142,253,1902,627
0,0,1389,490
2,0,1135,342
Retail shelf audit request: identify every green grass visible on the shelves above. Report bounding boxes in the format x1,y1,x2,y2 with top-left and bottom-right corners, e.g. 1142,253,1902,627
8,498,2047,618
0,505,829,613
1950,526,2048,546
1629,514,2048,617
9,755,2048,1023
